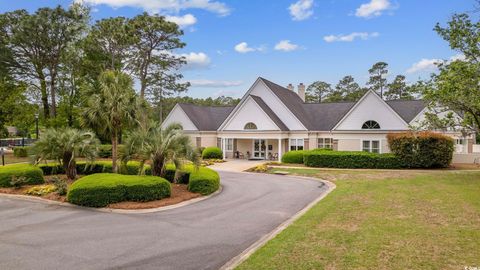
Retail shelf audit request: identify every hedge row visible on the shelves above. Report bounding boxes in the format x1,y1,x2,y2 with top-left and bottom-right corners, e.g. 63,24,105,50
67,173,171,207
185,166,220,195
303,150,402,169
0,164,44,187
281,150,305,164
97,144,126,158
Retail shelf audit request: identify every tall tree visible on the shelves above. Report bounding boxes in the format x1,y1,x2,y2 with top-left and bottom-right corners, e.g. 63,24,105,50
367,62,389,99
326,75,365,102
82,70,138,173
424,12,480,133
305,81,332,103
385,75,413,100
0,5,88,119
128,12,187,99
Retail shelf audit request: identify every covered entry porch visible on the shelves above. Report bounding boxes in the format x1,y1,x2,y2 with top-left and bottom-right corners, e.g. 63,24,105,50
218,133,290,161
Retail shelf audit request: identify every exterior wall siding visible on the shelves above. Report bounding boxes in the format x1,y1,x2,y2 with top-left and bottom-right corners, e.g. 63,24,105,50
223,97,279,131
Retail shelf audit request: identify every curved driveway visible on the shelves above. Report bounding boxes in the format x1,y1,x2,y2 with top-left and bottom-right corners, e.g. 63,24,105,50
0,171,328,270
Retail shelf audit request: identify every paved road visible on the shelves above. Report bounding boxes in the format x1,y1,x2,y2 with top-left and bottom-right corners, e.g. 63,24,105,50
0,171,328,270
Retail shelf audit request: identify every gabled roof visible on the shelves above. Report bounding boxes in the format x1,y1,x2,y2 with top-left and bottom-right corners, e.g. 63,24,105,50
259,77,312,129
303,102,356,130
178,103,234,131
386,100,427,123
250,95,289,131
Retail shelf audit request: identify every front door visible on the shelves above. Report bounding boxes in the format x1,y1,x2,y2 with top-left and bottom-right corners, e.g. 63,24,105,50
253,139,266,159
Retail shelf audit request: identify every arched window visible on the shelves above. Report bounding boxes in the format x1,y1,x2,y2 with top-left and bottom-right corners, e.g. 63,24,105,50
362,120,380,129
244,122,257,130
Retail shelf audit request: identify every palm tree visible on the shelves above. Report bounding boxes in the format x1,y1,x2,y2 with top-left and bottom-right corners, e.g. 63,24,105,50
123,122,200,179
82,70,137,173
32,128,99,180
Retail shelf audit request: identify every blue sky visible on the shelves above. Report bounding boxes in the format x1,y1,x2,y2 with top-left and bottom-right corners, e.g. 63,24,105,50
0,0,474,98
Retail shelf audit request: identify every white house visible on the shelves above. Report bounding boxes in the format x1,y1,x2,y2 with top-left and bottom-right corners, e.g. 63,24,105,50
162,77,476,160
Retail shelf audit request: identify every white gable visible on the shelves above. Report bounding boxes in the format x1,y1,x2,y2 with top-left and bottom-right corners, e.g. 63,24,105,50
222,97,280,131
335,91,408,130
410,107,463,130
249,80,305,130
161,105,198,131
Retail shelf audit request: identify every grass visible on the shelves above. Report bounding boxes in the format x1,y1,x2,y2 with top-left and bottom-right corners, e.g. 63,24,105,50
0,153,30,165
237,168,480,270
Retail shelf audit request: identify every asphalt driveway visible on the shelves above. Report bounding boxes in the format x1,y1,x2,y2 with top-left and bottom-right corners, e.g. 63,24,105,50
0,171,328,270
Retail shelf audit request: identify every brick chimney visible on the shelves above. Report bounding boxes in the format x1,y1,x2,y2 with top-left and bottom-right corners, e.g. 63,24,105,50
297,83,305,101
287,83,294,91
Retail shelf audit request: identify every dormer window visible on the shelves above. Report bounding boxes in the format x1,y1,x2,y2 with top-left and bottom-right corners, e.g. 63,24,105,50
244,122,257,130
362,120,380,129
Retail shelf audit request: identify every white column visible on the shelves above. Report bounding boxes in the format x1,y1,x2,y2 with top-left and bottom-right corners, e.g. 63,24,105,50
278,138,282,161
265,139,269,160
222,138,227,160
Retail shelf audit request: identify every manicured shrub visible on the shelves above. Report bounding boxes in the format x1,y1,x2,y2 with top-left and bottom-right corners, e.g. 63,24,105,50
303,150,402,169
387,131,455,168
202,147,223,159
13,146,30,157
281,150,305,164
0,164,44,187
67,173,171,207
187,166,220,195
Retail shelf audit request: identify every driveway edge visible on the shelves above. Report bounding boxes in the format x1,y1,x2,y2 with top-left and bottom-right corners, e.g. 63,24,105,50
220,176,336,270
0,185,222,214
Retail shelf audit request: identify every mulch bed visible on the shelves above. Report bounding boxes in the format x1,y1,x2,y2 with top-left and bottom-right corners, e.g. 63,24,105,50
0,174,202,210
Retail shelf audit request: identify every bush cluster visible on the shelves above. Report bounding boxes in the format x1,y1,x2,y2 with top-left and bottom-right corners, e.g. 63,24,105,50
303,150,402,169
0,164,44,187
13,146,30,157
202,147,223,159
186,166,220,195
25,184,56,196
387,131,454,168
67,173,171,207
97,144,125,158
281,150,305,164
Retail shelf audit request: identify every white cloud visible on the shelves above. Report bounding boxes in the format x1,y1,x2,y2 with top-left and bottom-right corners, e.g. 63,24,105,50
355,0,391,18
289,0,314,21
406,54,465,74
165,14,197,27
76,0,231,16
323,32,379,42
274,40,300,52
234,42,265,53
179,52,211,69
188,79,243,88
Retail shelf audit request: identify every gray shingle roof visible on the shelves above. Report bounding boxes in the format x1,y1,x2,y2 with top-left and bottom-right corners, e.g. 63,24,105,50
303,102,356,130
386,100,426,123
178,103,234,131
250,95,289,131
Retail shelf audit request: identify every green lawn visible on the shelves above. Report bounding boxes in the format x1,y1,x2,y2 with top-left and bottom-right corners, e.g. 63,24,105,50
237,168,480,270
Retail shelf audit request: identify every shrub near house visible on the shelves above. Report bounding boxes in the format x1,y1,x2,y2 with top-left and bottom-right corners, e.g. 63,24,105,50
387,131,454,168
202,147,223,159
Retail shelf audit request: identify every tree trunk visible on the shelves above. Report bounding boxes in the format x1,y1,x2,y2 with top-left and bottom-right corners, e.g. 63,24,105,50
38,71,50,120
62,152,76,180
112,130,118,173
151,156,164,177
49,70,57,118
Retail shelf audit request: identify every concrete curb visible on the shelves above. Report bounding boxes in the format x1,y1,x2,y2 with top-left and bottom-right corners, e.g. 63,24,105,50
0,186,223,214
219,175,336,270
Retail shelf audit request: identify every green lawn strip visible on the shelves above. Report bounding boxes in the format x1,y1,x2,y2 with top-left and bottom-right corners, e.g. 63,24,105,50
237,169,480,270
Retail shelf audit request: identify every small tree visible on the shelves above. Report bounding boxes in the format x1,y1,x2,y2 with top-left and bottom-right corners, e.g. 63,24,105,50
32,128,99,179
82,70,138,173
305,81,332,103
123,122,200,179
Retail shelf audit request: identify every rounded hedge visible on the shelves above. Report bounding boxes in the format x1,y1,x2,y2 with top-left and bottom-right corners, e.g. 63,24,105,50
13,146,30,157
303,150,402,169
186,166,220,195
387,131,454,168
67,173,171,207
202,147,223,159
0,164,44,187
281,150,305,164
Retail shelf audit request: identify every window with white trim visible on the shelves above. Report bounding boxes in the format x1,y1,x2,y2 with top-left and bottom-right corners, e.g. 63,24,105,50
226,138,233,151
318,138,333,149
362,140,380,153
290,139,304,151
362,120,380,129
